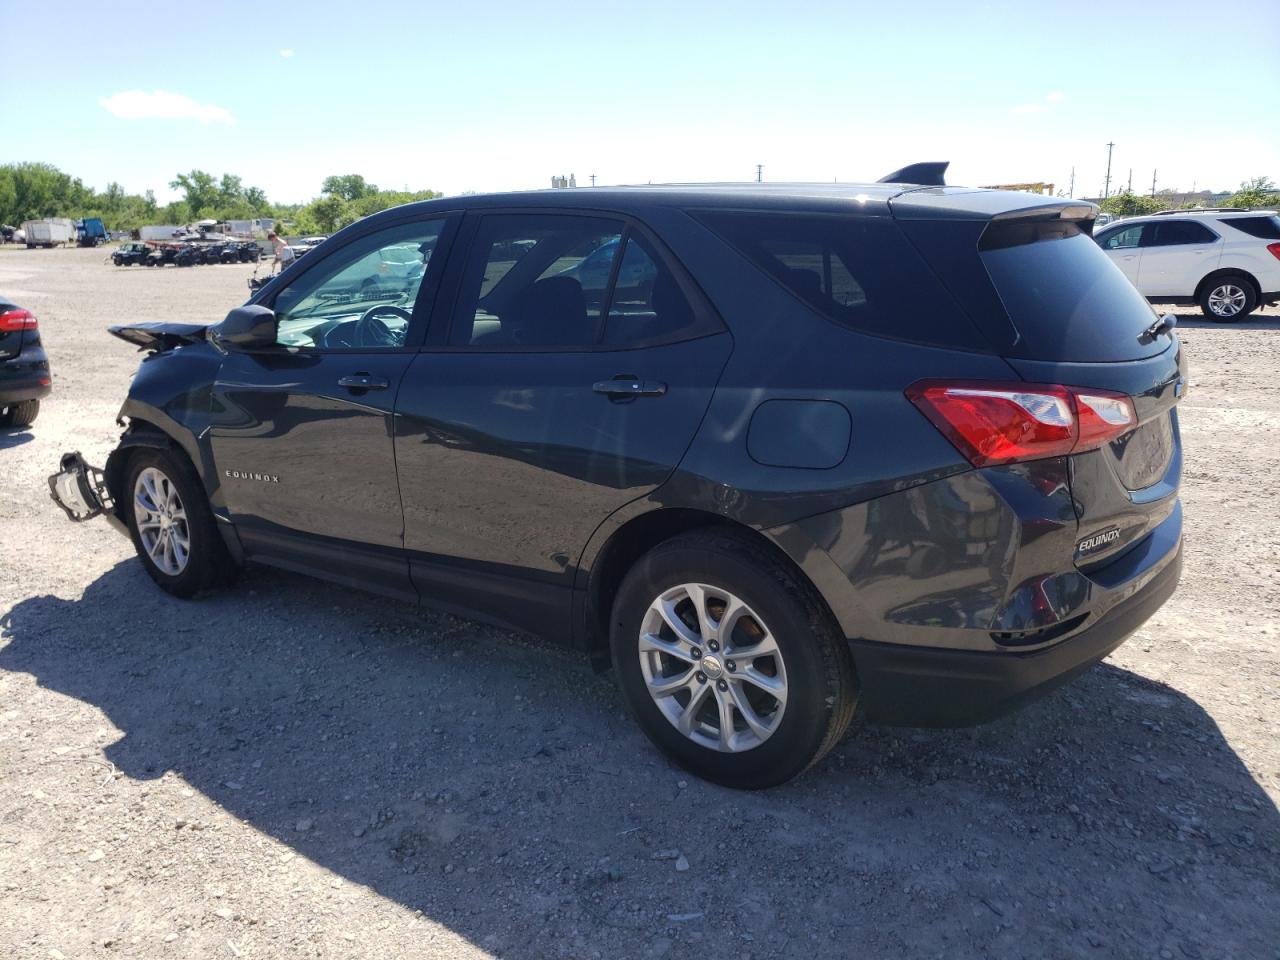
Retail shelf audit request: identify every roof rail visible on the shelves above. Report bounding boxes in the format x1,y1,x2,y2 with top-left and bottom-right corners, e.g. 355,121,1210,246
1151,207,1247,216
877,162,949,186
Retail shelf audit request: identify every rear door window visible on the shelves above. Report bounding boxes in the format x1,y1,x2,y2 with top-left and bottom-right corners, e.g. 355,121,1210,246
450,214,721,349
1145,221,1217,246
600,233,705,347
449,214,623,348
695,211,989,350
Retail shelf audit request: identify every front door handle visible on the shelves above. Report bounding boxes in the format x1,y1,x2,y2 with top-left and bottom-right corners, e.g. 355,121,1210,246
338,373,389,391
593,377,667,398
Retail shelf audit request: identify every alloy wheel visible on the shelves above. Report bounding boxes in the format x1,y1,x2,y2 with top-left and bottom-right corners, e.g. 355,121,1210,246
638,583,787,752
1208,283,1247,318
134,466,190,576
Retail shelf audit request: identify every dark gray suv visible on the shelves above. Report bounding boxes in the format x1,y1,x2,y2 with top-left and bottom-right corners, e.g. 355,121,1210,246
50,171,1184,787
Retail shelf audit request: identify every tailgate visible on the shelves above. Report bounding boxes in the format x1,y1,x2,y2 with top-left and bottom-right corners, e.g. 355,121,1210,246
1006,342,1185,568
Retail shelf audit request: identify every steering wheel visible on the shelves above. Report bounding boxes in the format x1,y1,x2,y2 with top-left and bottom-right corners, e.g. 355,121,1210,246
354,305,413,348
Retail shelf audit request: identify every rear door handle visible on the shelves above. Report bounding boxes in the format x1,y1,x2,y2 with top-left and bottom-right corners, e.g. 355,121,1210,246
593,377,667,398
338,373,390,390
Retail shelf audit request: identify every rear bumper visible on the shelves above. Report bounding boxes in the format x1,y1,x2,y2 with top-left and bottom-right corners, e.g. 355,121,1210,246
850,539,1182,726
0,353,52,404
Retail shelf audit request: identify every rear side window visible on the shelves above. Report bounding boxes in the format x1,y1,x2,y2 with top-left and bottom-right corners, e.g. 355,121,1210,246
1146,221,1217,246
1224,215,1280,239
696,211,988,350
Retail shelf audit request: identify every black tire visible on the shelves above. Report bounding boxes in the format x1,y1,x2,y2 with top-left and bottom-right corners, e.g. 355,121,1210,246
123,447,237,598
609,529,858,789
1199,274,1258,322
1,399,39,427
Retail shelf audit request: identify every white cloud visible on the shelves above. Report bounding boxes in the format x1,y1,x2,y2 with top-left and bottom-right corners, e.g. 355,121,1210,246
280,48,294,58
99,90,234,125
1011,103,1048,114
1045,91,1065,102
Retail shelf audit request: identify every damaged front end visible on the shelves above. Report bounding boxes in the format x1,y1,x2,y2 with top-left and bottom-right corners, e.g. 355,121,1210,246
48,321,216,537
48,451,125,533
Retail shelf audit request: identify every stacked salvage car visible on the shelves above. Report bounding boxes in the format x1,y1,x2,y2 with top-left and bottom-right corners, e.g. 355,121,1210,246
111,240,263,267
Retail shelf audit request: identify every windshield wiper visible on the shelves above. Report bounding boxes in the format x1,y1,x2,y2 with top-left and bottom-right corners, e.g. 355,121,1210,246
1142,313,1177,341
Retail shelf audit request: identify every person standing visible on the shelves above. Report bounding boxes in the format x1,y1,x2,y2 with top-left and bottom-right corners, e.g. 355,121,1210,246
267,231,295,275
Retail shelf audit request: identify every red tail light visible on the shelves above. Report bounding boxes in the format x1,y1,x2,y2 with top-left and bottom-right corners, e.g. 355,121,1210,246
1266,242,1280,261
0,308,37,332
907,380,1137,467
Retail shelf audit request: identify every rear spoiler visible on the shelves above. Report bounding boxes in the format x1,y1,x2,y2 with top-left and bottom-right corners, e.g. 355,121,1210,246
109,322,209,352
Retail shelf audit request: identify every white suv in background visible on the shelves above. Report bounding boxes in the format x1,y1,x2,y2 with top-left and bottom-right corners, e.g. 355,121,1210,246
1093,210,1280,320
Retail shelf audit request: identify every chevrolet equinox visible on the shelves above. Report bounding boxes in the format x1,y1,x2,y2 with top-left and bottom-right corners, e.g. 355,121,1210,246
50,166,1185,788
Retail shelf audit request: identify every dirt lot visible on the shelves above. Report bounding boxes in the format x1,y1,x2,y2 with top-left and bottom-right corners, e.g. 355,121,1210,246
1,245,1277,960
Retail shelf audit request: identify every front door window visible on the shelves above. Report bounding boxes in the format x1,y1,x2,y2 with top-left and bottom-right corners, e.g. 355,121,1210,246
271,220,445,350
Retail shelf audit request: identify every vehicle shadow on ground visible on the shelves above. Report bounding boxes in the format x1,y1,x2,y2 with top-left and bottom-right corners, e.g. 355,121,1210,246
3,561,1278,958
0,427,34,450
1159,313,1280,330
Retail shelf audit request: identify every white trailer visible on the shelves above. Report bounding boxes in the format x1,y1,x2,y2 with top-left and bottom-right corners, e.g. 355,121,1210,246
21,218,75,248
139,225,186,242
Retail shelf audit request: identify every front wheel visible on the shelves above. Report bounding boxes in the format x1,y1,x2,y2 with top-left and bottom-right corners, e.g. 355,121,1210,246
610,530,858,788
124,448,236,597
1200,277,1257,321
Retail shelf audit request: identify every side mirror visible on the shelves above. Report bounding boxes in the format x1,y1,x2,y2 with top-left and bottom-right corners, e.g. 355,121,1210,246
214,304,277,351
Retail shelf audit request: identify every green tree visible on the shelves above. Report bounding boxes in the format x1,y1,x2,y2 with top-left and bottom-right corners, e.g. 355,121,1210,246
321,174,377,201
168,170,220,218
1099,191,1167,218
1226,176,1279,209
302,195,350,233
244,186,269,213
217,173,244,209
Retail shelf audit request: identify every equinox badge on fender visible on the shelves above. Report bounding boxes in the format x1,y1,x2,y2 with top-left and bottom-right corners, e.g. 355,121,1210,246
225,469,280,483
1077,527,1121,557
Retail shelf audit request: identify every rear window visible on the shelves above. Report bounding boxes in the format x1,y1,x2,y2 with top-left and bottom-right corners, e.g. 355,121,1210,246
977,220,1163,362
696,211,989,351
1223,215,1280,239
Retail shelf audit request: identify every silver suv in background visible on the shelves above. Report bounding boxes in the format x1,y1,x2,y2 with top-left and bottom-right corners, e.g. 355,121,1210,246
1093,210,1280,320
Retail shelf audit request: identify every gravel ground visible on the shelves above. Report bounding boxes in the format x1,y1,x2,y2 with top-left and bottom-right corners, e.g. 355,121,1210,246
1,246,1278,960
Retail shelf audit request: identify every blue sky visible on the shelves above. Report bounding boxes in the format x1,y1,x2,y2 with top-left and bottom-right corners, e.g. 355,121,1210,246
3,0,1277,204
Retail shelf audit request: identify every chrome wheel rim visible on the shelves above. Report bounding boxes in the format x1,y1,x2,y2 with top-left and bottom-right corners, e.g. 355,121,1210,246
1208,284,1247,317
134,467,190,576
638,583,787,752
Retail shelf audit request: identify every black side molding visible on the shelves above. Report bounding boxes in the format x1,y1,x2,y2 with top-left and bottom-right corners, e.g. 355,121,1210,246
878,161,949,186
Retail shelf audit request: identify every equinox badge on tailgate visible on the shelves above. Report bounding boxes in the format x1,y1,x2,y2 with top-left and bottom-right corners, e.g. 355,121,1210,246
1077,527,1121,557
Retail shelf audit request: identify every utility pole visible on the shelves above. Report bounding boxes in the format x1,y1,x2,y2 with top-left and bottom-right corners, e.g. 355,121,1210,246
590,174,597,187
756,164,763,183
1103,141,1115,199
1068,166,1075,198
1127,169,1133,193
1151,169,1157,198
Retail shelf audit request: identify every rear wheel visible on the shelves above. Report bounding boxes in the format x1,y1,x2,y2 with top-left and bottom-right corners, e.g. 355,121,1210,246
1200,276,1258,321
124,448,236,597
610,530,857,788
0,399,39,427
